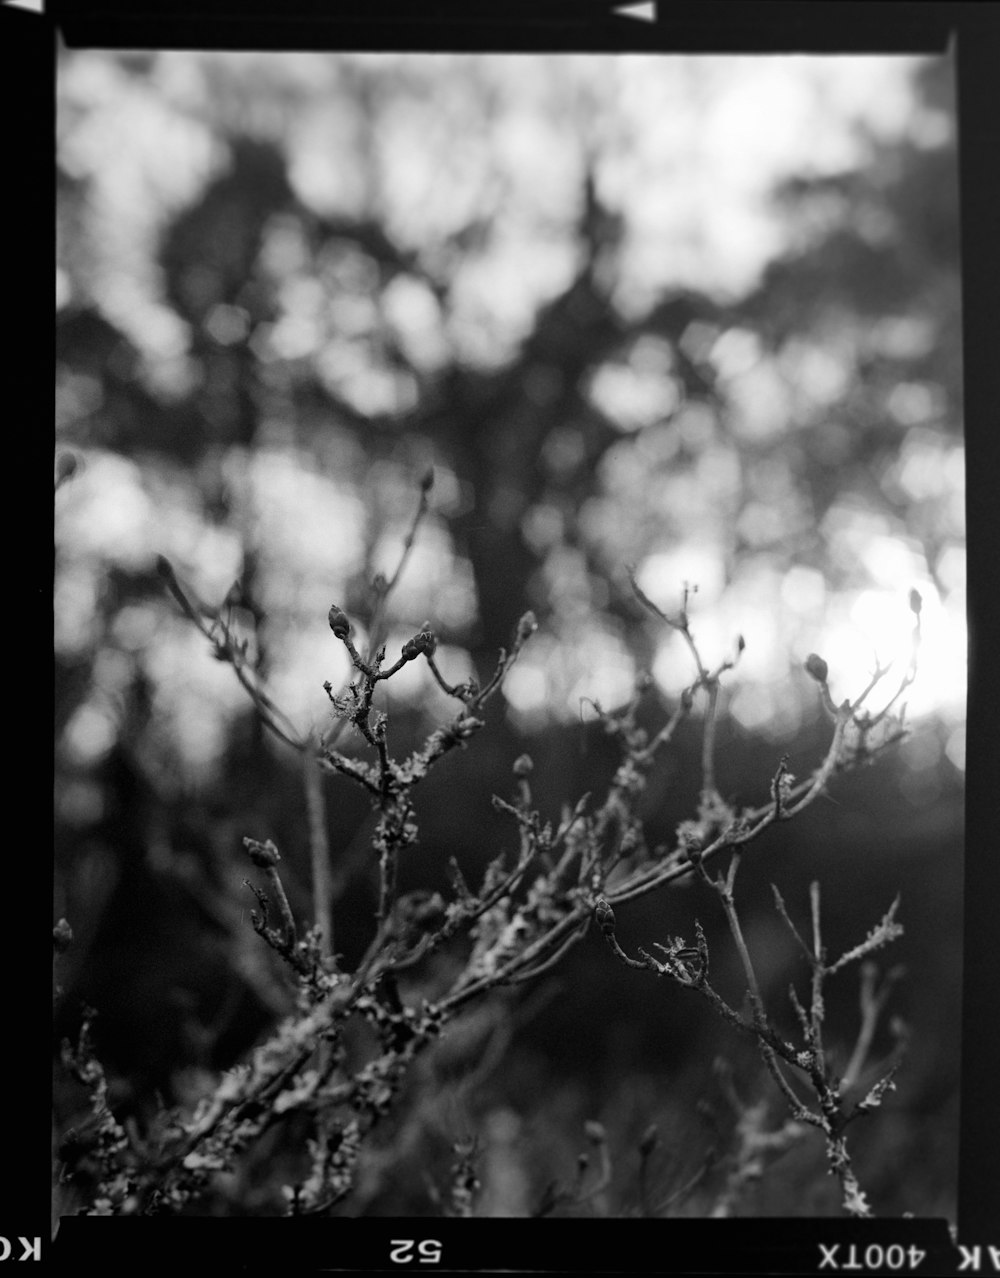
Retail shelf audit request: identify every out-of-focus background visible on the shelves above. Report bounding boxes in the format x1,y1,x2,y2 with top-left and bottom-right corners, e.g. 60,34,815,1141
54,49,963,1217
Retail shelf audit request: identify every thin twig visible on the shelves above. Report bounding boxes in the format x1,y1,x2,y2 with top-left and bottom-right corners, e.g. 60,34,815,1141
366,471,433,662
701,680,720,798
841,961,904,1091
303,737,334,959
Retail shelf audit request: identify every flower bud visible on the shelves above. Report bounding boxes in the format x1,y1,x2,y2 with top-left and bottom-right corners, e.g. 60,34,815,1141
594,897,616,935
328,604,351,639
516,611,538,643
909,588,922,617
804,653,829,684
584,1120,606,1145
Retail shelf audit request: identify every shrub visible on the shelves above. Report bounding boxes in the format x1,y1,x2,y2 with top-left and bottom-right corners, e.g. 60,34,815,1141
54,482,921,1219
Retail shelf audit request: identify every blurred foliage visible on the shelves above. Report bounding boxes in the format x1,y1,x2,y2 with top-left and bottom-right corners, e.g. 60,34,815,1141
54,51,962,1217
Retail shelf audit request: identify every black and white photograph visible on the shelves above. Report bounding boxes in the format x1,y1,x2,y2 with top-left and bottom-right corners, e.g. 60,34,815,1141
44,6,988,1265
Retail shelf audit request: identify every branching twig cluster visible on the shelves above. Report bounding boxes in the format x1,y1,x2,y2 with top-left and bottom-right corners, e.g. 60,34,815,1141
56,481,920,1218
593,583,922,1217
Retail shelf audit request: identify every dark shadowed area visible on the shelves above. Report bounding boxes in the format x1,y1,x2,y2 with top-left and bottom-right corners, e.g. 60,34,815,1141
54,50,963,1219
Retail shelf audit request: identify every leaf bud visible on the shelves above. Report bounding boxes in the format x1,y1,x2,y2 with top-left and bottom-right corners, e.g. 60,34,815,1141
594,897,616,935
155,555,177,583
52,918,73,953
909,588,922,617
328,604,352,639
804,653,829,684
244,837,281,868
516,611,538,643
584,1120,607,1145
420,467,435,493
512,754,534,778
401,630,436,661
